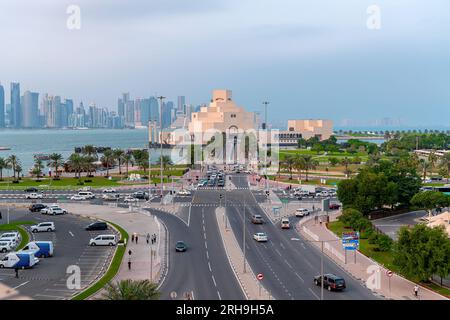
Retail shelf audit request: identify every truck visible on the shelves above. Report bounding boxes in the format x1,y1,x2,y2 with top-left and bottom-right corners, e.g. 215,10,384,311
21,241,54,258
0,252,39,269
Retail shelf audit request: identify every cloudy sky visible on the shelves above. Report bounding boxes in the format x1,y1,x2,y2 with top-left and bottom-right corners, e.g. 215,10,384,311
1,0,449,127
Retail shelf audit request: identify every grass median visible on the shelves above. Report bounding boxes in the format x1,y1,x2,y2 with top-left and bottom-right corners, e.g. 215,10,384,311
72,221,129,300
0,221,33,250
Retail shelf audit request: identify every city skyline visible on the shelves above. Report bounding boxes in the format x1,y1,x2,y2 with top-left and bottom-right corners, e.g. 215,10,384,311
1,1,450,126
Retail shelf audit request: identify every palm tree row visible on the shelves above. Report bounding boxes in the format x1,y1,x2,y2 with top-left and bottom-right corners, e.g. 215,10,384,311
281,154,319,181
0,155,23,181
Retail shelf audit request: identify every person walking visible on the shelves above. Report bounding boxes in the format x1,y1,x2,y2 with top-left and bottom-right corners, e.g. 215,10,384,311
414,285,419,298
146,233,150,245
128,249,132,256
135,234,139,244
131,233,135,243
0,211,2,220
15,268,19,278
128,258,132,270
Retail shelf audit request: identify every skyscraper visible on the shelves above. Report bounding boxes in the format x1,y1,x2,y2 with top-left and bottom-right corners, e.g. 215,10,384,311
162,101,174,129
0,83,4,128
177,96,185,113
10,82,21,128
22,91,39,128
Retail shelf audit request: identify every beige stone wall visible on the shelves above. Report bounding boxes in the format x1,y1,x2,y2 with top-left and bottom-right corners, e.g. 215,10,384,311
287,119,333,140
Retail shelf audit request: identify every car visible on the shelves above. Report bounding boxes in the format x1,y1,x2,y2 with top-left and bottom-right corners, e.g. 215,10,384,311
175,241,187,252
177,189,191,196
217,180,225,187
314,274,346,291
0,232,20,244
0,241,13,253
71,195,87,201
281,218,290,229
197,180,208,187
124,196,139,203
89,234,116,246
295,208,310,217
40,205,60,214
85,222,108,231
25,187,39,193
26,193,43,199
253,232,268,242
29,203,47,212
78,191,95,199
41,205,67,215
102,193,121,201
132,191,149,200
329,203,341,210
30,222,55,233
103,188,117,193
251,214,264,224
79,186,92,191
207,179,216,187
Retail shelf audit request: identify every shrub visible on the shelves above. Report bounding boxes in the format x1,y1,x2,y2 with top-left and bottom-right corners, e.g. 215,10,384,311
376,234,393,252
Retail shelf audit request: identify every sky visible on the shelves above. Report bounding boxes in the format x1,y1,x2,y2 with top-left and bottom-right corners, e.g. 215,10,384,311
1,0,450,128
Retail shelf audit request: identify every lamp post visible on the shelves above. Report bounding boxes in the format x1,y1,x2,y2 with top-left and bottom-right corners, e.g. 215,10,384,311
157,96,165,203
262,101,269,192
148,120,152,200
242,193,247,273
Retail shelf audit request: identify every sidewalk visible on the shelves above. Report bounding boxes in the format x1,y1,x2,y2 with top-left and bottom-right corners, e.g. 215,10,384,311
298,212,447,300
63,204,167,295
216,207,271,300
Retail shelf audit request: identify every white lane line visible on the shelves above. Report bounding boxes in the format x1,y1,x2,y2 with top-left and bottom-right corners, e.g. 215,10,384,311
301,243,306,249
275,248,282,256
284,260,293,269
308,287,320,300
33,294,64,299
208,262,212,272
206,251,209,259
212,275,217,287
217,291,222,300
280,242,285,250
13,281,30,290
188,205,192,227
68,231,74,237
204,242,208,249
294,272,305,282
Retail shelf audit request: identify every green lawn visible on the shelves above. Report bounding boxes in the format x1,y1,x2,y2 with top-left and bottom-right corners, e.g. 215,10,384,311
72,221,129,300
0,221,34,250
268,176,341,186
0,177,123,190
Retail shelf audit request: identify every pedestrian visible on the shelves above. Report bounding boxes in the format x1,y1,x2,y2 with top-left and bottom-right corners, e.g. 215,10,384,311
128,249,132,256
135,234,139,244
131,233,135,243
128,258,132,270
15,268,19,278
0,211,2,220
312,205,315,211
414,285,419,298
146,233,150,244
154,234,157,243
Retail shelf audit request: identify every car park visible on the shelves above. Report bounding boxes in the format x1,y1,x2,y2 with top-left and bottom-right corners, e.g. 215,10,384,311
175,241,187,252
281,218,290,229
295,208,310,217
71,195,87,201
0,252,39,269
29,203,47,212
30,222,55,233
26,192,43,199
85,222,108,231
251,214,264,224
89,234,117,246
314,274,346,291
253,232,268,242
0,241,13,253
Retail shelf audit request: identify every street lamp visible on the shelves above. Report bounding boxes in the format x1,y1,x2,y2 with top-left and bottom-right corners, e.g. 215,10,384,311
242,193,247,273
157,96,166,203
262,101,269,192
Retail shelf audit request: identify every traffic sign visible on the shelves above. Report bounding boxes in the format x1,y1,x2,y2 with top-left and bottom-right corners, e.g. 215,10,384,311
342,231,360,251
257,273,264,281
386,270,393,277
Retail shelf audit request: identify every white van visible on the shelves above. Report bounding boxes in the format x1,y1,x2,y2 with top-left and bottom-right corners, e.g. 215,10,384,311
0,232,20,244
78,191,95,199
89,235,117,246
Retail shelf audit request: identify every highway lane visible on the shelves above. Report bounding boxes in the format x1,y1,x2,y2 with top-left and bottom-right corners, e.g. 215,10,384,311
147,191,245,300
227,174,378,300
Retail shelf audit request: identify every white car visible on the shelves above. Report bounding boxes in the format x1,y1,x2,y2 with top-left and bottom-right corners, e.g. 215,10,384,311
26,193,43,199
295,208,310,217
0,241,13,253
253,232,268,242
0,232,20,244
41,205,67,215
177,189,191,196
71,195,87,201
124,196,138,203
79,186,92,191
103,188,117,193
89,234,117,246
30,222,55,233
102,194,120,201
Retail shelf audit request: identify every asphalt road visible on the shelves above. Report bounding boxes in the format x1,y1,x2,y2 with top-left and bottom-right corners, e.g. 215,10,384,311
227,174,378,300
0,206,115,300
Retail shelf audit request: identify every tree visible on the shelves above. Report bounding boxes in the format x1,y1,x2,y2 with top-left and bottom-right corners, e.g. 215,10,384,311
155,155,173,172
67,153,85,179
47,153,64,179
123,153,134,177
113,149,125,175
341,157,351,177
299,155,318,182
6,155,20,181
132,150,149,175
101,279,160,300
411,191,449,217
328,157,339,167
101,150,116,177
32,158,44,181
282,155,296,180
394,224,450,282
16,164,23,179
82,145,98,159
0,157,10,181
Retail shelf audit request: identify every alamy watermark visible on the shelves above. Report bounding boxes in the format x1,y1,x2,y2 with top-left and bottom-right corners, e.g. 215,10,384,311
66,5,81,30
367,5,381,30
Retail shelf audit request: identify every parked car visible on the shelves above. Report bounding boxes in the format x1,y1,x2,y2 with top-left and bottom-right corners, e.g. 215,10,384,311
30,222,55,233
29,203,47,212
124,196,139,203
0,232,20,245
89,234,117,246
177,189,191,196
0,241,13,253
281,218,290,229
85,222,108,231
295,208,310,217
21,241,54,258
329,203,341,210
132,191,149,200
78,191,95,199
40,204,61,214
314,274,346,291
79,186,92,191
103,188,117,193
102,194,120,201
251,214,264,224
26,193,43,199
70,195,87,201
175,241,187,252
25,187,39,193
253,232,268,242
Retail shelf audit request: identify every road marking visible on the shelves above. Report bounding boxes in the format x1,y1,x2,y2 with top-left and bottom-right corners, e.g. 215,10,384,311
284,260,293,269
217,291,222,300
291,237,300,241
212,275,217,287
13,281,29,290
69,231,74,237
275,248,282,256
308,287,320,300
208,262,212,272
294,272,304,282
280,242,285,250
206,251,209,259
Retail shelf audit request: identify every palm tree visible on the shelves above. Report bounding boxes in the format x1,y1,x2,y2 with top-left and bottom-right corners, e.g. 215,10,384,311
428,151,438,170
300,155,318,182
82,145,97,159
132,150,149,175
439,153,450,183
16,164,23,180
47,153,64,179
123,153,133,177
101,150,116,177
113,149,125,175
6,155,20,181
282,155,296,180
0,157,10,181
67,153,85,180
155,155,173,172
32,158,44,181
293,154,306,180
341,157,351,177
101,279,160,300
419,159,431,180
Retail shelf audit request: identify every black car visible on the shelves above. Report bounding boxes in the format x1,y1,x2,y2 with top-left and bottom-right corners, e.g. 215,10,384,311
314,274,346,291
29,203,47,212
217,180,225,187
175,241,187,252
25,187,39,193
85,222,108,231
133,192,149,200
